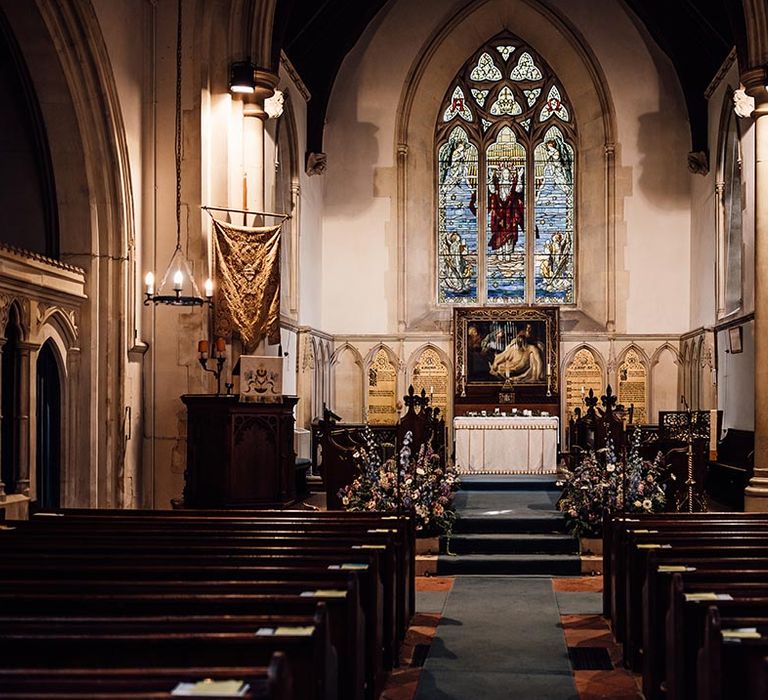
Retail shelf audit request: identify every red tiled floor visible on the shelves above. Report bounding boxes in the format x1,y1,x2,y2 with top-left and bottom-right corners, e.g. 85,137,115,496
553,576,603,592
415,575,454,591
574,670,643,700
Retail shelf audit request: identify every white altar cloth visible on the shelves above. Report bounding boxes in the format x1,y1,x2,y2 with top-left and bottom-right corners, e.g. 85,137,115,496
454,416,559,474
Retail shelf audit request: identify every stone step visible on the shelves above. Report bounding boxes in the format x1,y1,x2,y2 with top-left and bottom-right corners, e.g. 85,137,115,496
443,533,578,555
453,513,569,535
458,474,562,491
436,553,581,576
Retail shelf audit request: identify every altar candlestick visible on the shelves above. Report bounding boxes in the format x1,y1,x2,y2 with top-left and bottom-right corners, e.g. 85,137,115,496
547,362,551,376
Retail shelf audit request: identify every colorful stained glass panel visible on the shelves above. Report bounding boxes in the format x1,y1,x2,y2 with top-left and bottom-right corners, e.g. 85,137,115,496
486,127,526,303
510,52,542,81
443,86,473,122
489,86,523,116
470,52,502,81
539,85,569,122
533,128,574,303
438,128,479,304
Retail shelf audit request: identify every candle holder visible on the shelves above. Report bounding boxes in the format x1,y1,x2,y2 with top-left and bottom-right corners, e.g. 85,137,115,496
198,338,227,395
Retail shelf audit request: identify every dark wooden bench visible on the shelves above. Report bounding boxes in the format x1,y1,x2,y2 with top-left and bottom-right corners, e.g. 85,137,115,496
706,428,754,510
665,576,768,700
0,657,292,700
643,557,768,700
697,608,768,700
0,608,333,700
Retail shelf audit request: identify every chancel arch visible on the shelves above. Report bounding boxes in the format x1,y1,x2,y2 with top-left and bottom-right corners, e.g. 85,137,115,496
330,342,364,423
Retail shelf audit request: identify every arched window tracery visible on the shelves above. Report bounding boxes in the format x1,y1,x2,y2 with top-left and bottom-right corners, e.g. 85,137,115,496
436,34,576,305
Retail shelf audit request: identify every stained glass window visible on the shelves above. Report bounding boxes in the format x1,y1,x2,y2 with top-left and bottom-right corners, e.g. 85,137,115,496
436,33,576,306
437,127,479,304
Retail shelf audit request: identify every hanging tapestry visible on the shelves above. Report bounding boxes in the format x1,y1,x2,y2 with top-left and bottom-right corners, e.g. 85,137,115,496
211,218,282,352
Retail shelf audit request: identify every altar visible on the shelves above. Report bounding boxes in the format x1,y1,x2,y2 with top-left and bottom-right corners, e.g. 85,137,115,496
453,416,559,474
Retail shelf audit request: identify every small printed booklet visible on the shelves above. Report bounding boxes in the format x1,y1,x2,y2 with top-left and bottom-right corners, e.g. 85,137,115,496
171,679,249,697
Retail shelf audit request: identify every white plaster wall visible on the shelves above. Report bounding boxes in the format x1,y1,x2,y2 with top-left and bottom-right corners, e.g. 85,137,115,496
718,322,755,431
321,0,692,336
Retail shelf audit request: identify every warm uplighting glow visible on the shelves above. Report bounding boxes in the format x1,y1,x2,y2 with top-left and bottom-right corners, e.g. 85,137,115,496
144,271,155,296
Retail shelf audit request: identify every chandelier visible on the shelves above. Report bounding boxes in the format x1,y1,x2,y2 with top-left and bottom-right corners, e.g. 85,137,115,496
144,0,211,307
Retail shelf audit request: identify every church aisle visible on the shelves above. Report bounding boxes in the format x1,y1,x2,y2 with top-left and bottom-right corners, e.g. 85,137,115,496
382,576,642,700
415,576,578,699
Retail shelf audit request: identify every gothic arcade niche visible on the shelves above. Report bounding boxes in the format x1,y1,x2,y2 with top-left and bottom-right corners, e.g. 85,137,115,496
564,347,603,420
617,347,648,424
410,346,450,416
436,35,576,306
367,347,398,425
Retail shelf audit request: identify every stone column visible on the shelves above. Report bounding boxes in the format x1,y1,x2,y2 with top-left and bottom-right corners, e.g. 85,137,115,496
242,70,279,219
745,70,768,511
0,338,5,502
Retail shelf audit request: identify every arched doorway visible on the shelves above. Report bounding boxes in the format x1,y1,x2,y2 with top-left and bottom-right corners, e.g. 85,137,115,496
0,306,20,495
35,340,61,508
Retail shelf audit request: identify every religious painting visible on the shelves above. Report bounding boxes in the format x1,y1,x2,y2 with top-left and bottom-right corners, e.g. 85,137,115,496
240,355,283,403
455,306,559,391
617,348,647,424
367,347,398,425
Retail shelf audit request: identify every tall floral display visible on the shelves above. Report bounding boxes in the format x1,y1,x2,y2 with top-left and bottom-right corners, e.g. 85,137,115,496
557,429,666,538
339,430,460,535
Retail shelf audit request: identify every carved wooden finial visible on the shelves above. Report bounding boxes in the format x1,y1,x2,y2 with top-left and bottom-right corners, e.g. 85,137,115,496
584,388,599,411
601,384,617,411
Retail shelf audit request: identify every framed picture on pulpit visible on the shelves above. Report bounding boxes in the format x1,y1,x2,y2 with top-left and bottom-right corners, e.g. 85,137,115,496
454,307,560,397
240,355,283,402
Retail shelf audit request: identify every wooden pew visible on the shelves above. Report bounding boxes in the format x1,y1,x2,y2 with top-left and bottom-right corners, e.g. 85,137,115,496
0,585,363,700
665,574,768,700
0,656,292,699
0,607,334,700
643,557,768,700
623,532,768,667
33,508,416,629
0,556,383,698
697,607,768,700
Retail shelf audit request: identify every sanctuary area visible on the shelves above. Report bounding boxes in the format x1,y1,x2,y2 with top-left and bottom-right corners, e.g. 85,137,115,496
0,0,767,698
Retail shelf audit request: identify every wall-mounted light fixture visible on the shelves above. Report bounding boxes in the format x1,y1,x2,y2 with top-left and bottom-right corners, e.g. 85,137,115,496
230,60,256,94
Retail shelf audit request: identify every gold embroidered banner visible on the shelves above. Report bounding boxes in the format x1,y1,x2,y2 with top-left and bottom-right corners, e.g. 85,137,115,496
211,219,282,352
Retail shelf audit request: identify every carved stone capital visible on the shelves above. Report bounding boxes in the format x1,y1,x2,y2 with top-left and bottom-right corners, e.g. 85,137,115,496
733,87,756,118
306,152,327,176
264,89,284,119
687,150,709,176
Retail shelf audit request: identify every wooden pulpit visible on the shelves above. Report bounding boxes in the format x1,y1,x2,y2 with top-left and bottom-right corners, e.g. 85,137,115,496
180,394,299,508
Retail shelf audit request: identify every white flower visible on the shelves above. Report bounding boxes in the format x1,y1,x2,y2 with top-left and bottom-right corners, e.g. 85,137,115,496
634,500,642,508
416,467,425,476
606,463,615,473
642,499,652,510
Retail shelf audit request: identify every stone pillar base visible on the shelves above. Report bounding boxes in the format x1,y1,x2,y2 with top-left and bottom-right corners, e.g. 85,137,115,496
744,467,768,512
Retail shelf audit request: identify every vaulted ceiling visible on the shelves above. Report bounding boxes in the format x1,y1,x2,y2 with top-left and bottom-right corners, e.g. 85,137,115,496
275,0,745,157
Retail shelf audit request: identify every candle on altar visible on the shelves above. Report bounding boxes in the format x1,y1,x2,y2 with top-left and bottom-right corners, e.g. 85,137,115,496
505,363,510,379
198,339,208,357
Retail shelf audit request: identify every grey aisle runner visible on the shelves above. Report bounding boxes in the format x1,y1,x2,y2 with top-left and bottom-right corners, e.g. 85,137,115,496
415,576,578,700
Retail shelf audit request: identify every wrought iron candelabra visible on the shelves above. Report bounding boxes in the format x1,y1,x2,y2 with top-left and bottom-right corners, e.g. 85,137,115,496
198,338,226,395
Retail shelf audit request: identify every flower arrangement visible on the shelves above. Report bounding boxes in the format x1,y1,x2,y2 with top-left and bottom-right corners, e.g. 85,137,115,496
557,429,667,538
339,429,460,534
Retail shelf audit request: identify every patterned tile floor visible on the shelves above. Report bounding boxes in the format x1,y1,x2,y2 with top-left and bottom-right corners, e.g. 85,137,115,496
382,576,642,700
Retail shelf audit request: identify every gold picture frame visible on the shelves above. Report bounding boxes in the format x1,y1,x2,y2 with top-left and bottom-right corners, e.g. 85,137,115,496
454,306,560,392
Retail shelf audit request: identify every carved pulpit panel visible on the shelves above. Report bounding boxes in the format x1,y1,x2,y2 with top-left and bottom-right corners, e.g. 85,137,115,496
411,348,450,416
367,348,398,425
618,348,648,424
564,348,603,420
